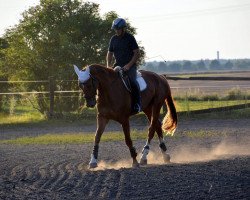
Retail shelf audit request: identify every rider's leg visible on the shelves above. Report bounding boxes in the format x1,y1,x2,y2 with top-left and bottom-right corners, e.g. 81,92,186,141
126,66,141,112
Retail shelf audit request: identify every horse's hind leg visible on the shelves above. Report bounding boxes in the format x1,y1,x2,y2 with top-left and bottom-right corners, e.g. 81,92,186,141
89,115,109,169
155,121,171,163
140,104,170,165
140,105,161,165
122,119,139,168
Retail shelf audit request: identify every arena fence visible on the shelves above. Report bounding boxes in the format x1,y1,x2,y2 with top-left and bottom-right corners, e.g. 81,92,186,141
0,76,249,116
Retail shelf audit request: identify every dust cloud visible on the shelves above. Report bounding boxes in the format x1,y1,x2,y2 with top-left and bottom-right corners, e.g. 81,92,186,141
93,159,132,170
90,139,249,170
171,140,250,163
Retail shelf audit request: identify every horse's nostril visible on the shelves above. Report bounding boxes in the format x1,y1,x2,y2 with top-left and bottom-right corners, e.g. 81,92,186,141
86,99,96,108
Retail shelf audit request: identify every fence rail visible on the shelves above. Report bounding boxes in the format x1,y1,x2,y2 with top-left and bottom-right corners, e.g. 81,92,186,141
1,76,249,116
163,76,250,81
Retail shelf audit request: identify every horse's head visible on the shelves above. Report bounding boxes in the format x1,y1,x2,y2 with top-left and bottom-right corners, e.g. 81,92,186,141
74,65,97,108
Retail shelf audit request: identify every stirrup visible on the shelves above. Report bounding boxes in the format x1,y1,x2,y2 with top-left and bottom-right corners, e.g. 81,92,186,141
134,103,142,113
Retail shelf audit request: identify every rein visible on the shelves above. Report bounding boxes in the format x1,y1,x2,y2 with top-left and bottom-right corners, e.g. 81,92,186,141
119,70,132,93
79,67,127,100
110,69,131,92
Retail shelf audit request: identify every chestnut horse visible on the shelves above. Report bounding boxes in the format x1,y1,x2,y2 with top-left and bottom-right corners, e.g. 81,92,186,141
74,64,177,168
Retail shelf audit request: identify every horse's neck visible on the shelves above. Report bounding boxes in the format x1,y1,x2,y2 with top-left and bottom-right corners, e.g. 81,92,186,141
90,65,118,99
90,65,116,84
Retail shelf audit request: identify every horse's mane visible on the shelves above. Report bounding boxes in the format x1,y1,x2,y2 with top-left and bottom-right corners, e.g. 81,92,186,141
87,64,117,79
81,64,113,71
91,64,114,72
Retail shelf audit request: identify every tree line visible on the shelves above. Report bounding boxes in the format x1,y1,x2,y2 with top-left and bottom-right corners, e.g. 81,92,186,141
0,0,145,116
143,59,250,73
0,0,249,116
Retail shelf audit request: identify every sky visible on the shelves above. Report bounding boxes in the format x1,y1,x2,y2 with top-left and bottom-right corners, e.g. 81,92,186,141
0,0,250,61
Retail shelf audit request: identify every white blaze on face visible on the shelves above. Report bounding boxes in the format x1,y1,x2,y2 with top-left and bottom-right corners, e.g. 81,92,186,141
73,65,90,83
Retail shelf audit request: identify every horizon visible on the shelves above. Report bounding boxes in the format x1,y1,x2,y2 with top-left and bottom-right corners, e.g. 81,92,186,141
145,57,250,62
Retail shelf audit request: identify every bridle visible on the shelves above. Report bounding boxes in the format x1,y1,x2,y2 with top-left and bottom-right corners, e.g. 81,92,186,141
79,74,98,101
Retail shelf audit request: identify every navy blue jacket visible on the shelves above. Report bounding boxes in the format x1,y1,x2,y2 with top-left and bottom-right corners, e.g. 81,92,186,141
108,32,139,67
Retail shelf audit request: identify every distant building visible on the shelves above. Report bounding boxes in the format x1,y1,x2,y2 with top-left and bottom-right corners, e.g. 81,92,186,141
217,51,220,60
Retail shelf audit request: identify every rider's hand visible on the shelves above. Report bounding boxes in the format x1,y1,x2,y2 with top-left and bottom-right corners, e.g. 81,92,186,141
123,64,130,71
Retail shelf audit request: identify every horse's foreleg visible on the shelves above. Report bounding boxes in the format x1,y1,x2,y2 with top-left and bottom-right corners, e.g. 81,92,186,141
89,115,109,169
122,120,139,168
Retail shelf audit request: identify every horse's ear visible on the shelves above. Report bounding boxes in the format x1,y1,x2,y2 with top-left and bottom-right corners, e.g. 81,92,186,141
73,65,80,76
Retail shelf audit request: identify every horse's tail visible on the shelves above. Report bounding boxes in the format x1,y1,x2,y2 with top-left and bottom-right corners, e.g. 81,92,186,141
162,93,178,136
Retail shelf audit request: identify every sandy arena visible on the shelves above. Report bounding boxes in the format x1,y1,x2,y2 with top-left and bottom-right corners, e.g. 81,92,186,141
0,118,249,199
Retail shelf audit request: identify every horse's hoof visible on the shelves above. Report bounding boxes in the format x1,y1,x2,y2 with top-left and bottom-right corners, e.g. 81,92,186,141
89,162,98,169
132,162,140,168
139,159,147,165
163,153,171,163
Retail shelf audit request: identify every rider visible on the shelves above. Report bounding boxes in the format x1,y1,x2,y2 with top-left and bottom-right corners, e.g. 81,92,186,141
106,18,141,113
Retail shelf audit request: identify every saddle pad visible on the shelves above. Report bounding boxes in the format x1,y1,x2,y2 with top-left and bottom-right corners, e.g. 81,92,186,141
136,71,147,91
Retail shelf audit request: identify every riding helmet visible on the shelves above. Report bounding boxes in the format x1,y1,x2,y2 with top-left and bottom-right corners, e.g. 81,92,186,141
111,18,127,30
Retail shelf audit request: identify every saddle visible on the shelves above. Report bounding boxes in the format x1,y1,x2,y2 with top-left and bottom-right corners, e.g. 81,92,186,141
114,66,147,92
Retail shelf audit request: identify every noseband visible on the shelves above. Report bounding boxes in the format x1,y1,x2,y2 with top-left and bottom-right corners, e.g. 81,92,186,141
79,74,98,100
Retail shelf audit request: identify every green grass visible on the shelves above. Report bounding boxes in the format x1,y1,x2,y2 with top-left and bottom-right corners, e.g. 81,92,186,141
0,112,44,124
0,104,45,125
0,99,249,126
0,104,96,126
175,100,250,112
0,130,148,145
186,107,250,119
0,128,233,145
